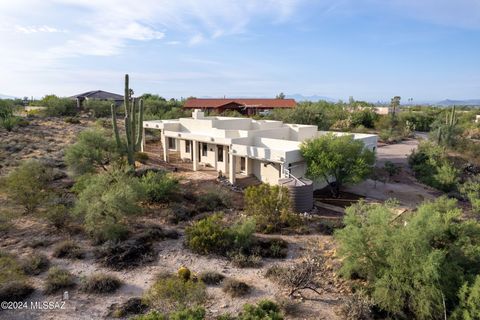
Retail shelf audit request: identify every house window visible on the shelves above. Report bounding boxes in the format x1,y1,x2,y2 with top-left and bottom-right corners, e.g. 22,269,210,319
218,146,223,162
202,143,207,156
168,138,176,150
185,140,190,153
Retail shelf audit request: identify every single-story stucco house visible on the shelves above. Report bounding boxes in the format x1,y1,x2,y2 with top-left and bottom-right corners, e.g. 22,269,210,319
142,110,377,190
70,90,124,109
183,98,296,116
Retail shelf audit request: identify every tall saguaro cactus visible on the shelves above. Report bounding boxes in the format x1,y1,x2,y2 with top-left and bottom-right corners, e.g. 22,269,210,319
436,105,458,146
111,74,144,166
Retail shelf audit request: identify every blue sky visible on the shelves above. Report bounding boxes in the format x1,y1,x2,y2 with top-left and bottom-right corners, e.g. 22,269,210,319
0,0,479,102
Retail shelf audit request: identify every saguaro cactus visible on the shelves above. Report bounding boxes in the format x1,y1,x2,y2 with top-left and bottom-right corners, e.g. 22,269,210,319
111,74,144,166
436,105,458,146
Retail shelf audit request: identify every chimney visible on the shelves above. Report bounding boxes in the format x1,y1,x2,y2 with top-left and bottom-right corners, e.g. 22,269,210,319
192,109,204,119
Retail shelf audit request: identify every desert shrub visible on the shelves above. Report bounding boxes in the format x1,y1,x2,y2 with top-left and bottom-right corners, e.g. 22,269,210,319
81,273,122,294
244,184,296,232
264,258,321,297
135,152,149,163
0,116,20,131
141,170,179,203
228,252,262,268
21,253,49,275
52,240,85,259
222,279,251,297
185,213,255,256
316,218,344,235
408,141,459,191
74,169,145,242
0,159,52,214
383,161,401,178
44,267,75,294
43,204,71,229
109,297,149,318
252,237,289,259
340,290,373,320
170,307,206,320
185,213,232,255
238,300,283,320
451,275,480,320
350,108,378,129
65,128,119,176
39,95,77,116
460,177,480,214
85,99,114,118
0,252,34,302
199,271,225,285
335,197,480,319
95,238,155,270
196,187,231,212
64,116,80,124
143,273,206,312
131,311,167,320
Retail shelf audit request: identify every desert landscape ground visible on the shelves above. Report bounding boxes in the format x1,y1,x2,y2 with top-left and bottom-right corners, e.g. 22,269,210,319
1,115,462,320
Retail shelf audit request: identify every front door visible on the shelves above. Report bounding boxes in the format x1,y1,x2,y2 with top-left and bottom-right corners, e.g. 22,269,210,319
240,157,246,172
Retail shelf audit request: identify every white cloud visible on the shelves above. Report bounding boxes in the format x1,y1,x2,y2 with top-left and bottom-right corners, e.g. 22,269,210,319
15,25,67,34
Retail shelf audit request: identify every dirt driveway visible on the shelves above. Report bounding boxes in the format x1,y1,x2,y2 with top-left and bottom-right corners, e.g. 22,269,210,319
345,138,441,208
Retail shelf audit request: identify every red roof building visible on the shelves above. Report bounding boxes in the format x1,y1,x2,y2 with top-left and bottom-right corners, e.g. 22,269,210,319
183,98,296,115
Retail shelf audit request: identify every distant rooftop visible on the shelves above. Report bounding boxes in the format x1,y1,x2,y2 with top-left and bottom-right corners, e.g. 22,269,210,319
184,98,296,109
70,90,123,101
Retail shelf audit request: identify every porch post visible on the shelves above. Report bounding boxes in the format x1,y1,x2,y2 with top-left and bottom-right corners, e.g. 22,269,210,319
229,152,236,184
192,141,199,171
161,133,168,162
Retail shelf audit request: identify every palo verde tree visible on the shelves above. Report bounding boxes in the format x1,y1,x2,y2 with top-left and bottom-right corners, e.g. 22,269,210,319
300,133,375,197
111,74,144,166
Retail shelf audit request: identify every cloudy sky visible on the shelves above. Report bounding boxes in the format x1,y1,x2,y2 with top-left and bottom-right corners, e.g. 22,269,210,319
0,0,479,101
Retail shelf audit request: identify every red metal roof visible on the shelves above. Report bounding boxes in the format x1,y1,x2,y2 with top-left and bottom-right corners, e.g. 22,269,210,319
184,98,296,109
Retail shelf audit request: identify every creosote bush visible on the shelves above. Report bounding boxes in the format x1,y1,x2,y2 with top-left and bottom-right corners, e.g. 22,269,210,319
222,278,251,297
198,271,225,285
143,273,206,312
244,184,297,233
140,170,179,203
81,273,122,294
0,252,34,302
184,213,255,256
196,187,232,212
44,267,75,294
0,159,52,214
21,253,50,275
52,240,85,259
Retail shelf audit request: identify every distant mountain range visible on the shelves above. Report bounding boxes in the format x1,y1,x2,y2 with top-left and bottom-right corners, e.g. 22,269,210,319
286,94,337,102
0,94,17,99
435,99,480,107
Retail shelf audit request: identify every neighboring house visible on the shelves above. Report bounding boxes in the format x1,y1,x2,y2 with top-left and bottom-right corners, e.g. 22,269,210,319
70,90,124,108
143,109,377,189
183,98,296,115
476,115,480,123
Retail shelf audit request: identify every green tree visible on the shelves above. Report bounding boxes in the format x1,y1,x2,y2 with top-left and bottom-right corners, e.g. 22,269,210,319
65,128,119,176
300,133,375,197
0,160,52,214
39,95,77,116
335,197,480,319
390,96,401,128
452,275,480,320
73,168,145,241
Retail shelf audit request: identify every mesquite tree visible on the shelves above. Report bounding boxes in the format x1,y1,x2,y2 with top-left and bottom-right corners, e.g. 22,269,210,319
111,74,144,166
